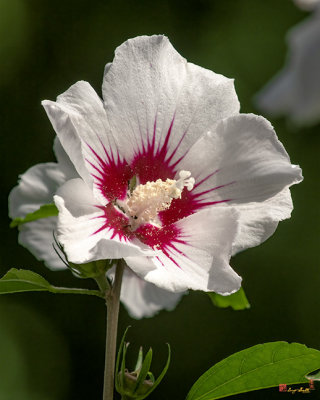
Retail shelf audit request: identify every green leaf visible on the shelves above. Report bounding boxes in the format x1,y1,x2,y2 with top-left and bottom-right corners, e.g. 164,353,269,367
10,204,58,228
208,287,250,311
0,268,104,298
186,342,320,400
306,369,320,381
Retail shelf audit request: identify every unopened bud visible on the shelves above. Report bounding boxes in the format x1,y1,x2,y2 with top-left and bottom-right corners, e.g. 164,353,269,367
118,369,154,399
115,328,171,400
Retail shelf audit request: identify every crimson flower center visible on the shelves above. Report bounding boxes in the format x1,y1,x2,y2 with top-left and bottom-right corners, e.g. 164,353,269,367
116,170,195,230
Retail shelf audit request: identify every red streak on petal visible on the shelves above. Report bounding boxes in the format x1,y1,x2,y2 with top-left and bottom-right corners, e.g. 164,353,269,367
92,205,188,268
93,204,133,241
135,223,186,268
193,170,219,189
159,189,232,226
135,223,176,247
131,115,188,183
86,144,133,201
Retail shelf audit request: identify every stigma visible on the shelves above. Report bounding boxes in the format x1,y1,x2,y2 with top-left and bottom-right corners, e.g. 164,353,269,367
124,170,195,229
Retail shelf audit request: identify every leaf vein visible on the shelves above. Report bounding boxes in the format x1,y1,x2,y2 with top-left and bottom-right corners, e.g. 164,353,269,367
193,353,313,400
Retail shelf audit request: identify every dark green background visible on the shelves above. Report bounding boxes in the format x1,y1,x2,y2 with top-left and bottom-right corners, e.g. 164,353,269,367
1,0,319,399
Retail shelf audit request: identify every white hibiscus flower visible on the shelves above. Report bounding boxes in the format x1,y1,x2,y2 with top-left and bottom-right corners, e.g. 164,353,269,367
11,35,302,303
255,3,320,127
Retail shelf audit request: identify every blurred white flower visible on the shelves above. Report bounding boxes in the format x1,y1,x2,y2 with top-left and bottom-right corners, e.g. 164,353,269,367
9,138,183,319
293,0,320,11
40,35,302,295
255,4,320,127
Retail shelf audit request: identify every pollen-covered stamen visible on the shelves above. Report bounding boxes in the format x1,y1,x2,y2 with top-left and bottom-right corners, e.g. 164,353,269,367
126,170,194,228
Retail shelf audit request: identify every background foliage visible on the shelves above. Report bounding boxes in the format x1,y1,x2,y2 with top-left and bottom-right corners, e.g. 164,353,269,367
1,0,319,399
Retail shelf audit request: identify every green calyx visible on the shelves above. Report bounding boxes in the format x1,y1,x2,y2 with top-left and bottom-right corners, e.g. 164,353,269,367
119,370,154,400
68,259,114,279
52,232,114,281
115,327,171,400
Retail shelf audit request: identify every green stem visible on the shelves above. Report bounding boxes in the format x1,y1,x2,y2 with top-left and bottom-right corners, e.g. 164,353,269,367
50,286,105,298
103,259,125,400
95,273,111,293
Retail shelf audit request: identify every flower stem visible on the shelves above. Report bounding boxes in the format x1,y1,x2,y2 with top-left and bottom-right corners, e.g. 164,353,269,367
103,259,125,400
95,273,111,293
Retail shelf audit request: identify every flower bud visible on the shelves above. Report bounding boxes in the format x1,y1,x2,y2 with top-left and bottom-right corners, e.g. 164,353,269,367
118,368,154,399
115,328,170,400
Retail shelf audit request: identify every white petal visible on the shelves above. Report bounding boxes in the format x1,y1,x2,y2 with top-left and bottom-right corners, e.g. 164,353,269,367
18,217,66,270
53,137,78,180
293,0,320,10
286,11,320,124
42,81,119,203
254,69,295,118
55,178,100,216
231,188,293,255
102,35,240,165
8,162,68,270
9,163,65,219
108,266,184,319
179,113,302,208
125,207,241,294
54,179,155,264
256,10,320,126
